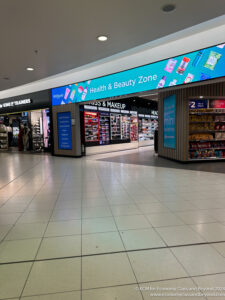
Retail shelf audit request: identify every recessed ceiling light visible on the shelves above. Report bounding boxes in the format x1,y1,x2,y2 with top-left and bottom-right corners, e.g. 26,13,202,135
3,77,10,80
97,35,108,42
162,4,176,13
26,67,34,71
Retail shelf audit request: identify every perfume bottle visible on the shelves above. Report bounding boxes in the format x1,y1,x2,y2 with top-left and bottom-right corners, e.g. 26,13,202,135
81,87,88,100
157,76,166,88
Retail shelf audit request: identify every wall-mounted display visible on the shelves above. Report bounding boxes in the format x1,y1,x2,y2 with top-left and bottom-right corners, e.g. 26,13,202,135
52,42,225,106
163,94,176,149
57,111,72,150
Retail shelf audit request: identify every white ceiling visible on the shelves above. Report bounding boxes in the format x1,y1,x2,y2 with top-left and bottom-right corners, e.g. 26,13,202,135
0,0,225,92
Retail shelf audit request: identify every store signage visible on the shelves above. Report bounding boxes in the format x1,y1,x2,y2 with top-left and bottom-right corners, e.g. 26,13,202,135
139,114,145,117
84,105,97,110
57,112,72,150
87,101,126,109
52,42,225,106
121,110,130,114
189,99,208,109
0,98,32,109
211,99,225,108
98,107,110,112
163,94,176,149
110,109,120,113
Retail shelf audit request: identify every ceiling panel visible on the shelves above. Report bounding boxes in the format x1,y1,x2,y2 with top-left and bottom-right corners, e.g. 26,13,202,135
0,0,225,91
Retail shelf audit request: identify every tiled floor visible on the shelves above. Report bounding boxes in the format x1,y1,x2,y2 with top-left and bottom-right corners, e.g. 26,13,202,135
0,150,225,299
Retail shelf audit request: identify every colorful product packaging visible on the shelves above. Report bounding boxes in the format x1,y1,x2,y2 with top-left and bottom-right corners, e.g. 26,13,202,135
176,57,190,75
192,50,204,67
164,59,177,73
184,73,194,84
200,73,211,81
204,51,222,70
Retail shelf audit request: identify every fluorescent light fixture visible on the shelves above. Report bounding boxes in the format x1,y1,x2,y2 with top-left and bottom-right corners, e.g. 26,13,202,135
26,67,34,71
97,35,108,42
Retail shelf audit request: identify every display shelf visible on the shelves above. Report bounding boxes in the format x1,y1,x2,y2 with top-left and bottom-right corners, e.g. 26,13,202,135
189,148,225,151
84,111,99,142
189,158,225,161
189,99,225,161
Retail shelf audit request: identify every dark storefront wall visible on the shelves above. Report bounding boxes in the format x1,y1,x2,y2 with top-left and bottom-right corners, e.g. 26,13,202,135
0,90,51,114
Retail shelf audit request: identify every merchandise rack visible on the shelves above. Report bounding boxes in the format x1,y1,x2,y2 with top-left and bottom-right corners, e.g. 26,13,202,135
189,99,225,160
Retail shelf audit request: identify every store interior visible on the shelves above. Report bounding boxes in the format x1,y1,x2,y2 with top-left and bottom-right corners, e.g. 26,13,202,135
80,96,158,155
0,109,51,153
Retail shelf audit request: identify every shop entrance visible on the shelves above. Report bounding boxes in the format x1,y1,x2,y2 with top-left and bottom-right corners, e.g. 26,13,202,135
0,108,52,153
80,96,158,155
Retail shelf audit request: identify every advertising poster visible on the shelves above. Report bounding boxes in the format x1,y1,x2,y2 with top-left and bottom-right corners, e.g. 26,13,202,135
164,94,176,149
57,112,72,150
52,43,225,106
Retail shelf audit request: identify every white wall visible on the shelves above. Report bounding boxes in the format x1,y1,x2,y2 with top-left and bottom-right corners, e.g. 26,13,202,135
0,15,225,99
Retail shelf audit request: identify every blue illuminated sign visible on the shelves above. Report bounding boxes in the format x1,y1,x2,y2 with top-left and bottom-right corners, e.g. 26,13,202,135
52,43,225,106
189,99,208,109
164,95,176,149
57,112,72,150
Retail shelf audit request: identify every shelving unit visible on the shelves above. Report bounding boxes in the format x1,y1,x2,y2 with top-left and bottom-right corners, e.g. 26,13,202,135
110,113,121,141
130,115,138,142
121,115,130,140
189,101,225,160
84,111,99,142
0,125,8,150
32,119,44,152
99,113,110,145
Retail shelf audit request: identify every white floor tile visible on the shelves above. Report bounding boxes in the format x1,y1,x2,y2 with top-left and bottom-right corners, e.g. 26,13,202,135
0,238,41,263
45,220,81,237
155,225,205,246
0,262,32,299
191,223,225,242
114,215,151,230
21,291,81,300
128,249,187,282
82,253,136,289
37,235,81,259
82,284,143,300
5,223,47,241
146,212,184,227
120,228,166,250
22,258,81,296
82,231,124,255
82,217,117,234
171,244,225,276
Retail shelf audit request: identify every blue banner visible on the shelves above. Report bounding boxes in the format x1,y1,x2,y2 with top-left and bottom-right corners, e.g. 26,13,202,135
57,112,72,150
52,42,225,106
164,95,176,149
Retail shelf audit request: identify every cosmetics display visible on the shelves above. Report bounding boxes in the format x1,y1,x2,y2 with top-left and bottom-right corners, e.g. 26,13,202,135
110,113,121,141
130,115,138,141
121,115,130,140
189,99,225,160
84,111,99,142
99,112,110,145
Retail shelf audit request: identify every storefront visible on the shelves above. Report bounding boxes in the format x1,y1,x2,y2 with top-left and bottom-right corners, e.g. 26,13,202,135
50,41,225,159
0,90,52,153
80,98,158,155
158,80,225,162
